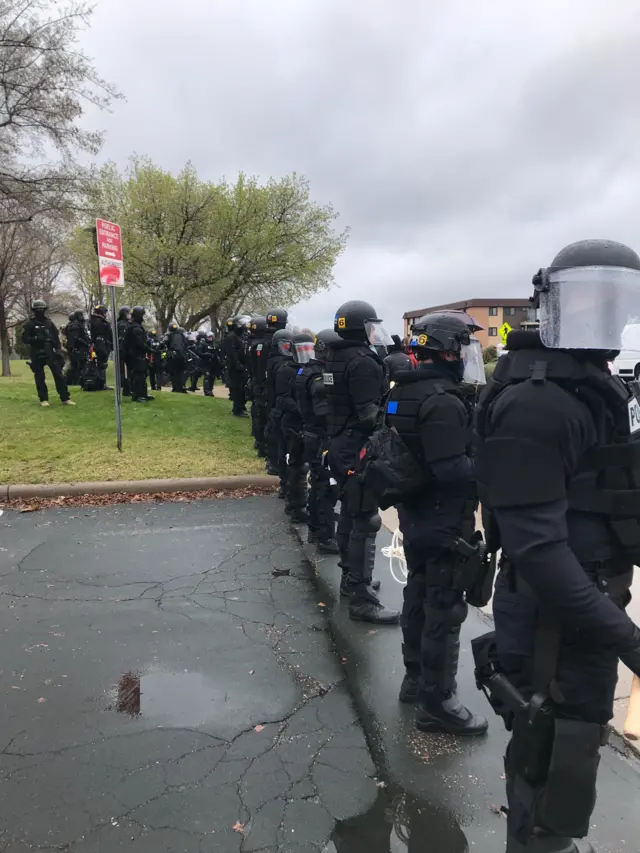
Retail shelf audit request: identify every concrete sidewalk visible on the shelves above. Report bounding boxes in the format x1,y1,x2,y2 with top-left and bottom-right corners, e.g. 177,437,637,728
379,506,637,744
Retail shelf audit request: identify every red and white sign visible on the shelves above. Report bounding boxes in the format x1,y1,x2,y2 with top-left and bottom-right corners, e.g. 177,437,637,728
96,218,124,287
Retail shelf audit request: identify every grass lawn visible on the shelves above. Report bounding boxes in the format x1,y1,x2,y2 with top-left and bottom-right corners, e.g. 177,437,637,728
0,361,263,484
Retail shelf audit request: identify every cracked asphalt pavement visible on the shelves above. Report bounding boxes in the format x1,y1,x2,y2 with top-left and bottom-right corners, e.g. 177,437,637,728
0,498,378,852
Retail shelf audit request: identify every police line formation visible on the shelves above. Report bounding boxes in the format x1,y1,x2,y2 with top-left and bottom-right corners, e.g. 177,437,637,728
20,238,640,853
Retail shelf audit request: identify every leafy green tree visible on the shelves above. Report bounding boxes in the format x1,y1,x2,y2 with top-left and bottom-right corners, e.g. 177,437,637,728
70,157,348,332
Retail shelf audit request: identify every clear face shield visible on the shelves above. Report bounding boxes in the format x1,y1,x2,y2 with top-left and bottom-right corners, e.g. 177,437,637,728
364,321,394,348
539,266,640,350
278,338,293,357
461,337,486,386
294,341,315,364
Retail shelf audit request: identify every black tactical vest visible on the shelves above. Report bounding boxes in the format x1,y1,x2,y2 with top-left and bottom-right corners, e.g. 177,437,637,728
250,332,272,384
323,342,382,437
386,371,469,467
476,341,640,561
294,362,324,431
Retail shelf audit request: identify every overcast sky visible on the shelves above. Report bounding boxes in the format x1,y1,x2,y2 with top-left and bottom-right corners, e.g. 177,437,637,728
80,1,640,334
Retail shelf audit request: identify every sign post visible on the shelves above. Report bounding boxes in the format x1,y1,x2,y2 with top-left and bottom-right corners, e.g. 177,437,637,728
95,219,125,451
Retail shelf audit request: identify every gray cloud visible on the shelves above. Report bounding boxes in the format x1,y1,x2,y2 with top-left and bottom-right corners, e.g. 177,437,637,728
80,0,640,333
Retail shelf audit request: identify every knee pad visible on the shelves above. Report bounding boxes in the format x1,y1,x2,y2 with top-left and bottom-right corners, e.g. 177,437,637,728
365,512,381,536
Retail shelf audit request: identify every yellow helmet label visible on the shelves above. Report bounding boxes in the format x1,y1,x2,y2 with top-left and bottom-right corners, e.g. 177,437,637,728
337,317,346,329
417,334,428,346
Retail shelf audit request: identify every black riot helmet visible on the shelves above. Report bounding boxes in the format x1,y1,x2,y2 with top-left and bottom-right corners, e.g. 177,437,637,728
131,306,145,323
292,331,315,364
74,310,85,323
68,312,75,322
271,328,294,357
385,351,412,381
250,316,268,336
533,238,640,352
313,328,340,362
196,330,207,340
410,312,486,386
93,305,108,318
32,299,48,314
118,306,131,321
265,308,288,331
333,299,392,348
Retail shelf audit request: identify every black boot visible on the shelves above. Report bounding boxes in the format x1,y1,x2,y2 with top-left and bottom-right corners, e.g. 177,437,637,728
416,627,488,736
317,538,339,554
340,577,380,597
399,673,419,703
349,599,400,624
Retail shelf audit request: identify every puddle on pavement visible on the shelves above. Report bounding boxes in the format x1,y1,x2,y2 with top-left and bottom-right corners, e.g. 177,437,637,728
114,669,221,726
325,786,471,853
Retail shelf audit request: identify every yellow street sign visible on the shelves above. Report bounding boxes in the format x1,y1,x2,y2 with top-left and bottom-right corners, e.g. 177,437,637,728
498,322,513,345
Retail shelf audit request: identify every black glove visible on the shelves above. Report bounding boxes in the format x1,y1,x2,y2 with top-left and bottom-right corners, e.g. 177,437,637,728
619,625,640,678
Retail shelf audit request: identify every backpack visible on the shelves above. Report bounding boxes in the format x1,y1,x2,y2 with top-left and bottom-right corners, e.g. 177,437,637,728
360,424,426,509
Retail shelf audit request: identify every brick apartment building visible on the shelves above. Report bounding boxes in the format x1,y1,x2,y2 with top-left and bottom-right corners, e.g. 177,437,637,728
402,298,538,349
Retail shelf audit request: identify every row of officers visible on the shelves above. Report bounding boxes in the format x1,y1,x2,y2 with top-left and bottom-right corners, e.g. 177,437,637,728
240,239,640,853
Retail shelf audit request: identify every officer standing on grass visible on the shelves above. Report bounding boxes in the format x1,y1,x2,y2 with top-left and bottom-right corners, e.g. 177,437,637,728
222,316,250,417
474,239,640,853
324,299,398,624
22,300,75,408
90,305,113,391
117,306,131,396
64,310,91,386
384,312,488,736
124,306,154,403
165,322,188,393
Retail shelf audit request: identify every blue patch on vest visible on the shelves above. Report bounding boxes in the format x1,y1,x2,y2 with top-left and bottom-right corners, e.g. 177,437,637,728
297,368,304,374
386,401,398,414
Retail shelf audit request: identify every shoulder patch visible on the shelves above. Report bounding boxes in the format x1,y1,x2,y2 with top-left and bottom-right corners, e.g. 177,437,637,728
297,368,304,375
386,401,399,414
322,372,334,385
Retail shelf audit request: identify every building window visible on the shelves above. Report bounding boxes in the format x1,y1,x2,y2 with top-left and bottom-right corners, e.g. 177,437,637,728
488,306,498,316
504,307,516,317
488,327,497,337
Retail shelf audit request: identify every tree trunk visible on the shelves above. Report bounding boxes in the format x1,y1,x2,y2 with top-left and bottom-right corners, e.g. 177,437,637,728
0,298,12,377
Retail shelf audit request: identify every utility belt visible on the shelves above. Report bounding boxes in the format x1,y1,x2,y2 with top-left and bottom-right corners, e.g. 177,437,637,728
472,630,607,839
502,558,633,602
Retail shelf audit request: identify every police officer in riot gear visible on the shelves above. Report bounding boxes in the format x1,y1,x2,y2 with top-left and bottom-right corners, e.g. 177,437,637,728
188,330,207,392
147,329,165,391
22,300,75,407
90,305,113,390
165,322,187,392
474,239,640,853
117,306,131,396
64,310,91,386
124,306,153,403
275,332,315,522
324,299,398,624
265,328,295,496
247,316,270,456
295,328,341,552
266,308,288,333
223,316,250,417
385,313,488,736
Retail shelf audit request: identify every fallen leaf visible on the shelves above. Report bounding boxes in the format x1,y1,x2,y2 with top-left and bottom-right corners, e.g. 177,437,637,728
366,629,378,635
232,821,245,833
375,780,386,788
19,505,37,513
254,725,265,732
37,697,47,704
249,669,255,675
341,657,348,664
318,602,326,607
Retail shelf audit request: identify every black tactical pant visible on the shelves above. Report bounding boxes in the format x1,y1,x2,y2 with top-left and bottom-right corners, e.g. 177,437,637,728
304,433,337,543
400,536,467,701
228,368,247,414
251,387,268,452
329,431,381,605
148,364,160,390
119,349,130,396
189,369,202,392
265,411,287,493
169,356,185,392
284,430,308,516
32,356,70,403
64,351,83,386
93,341,110,390
493,567,624,849
202,370,214,395
129,359,148,401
